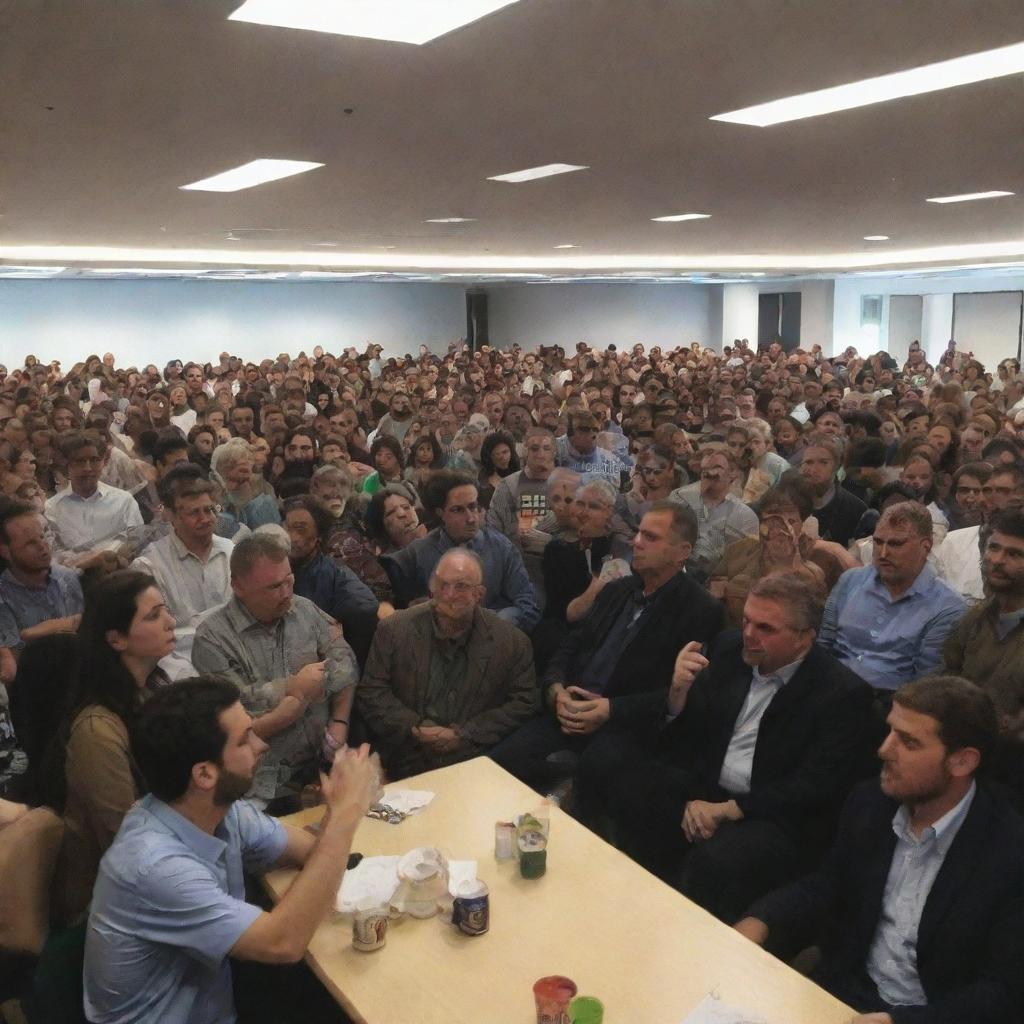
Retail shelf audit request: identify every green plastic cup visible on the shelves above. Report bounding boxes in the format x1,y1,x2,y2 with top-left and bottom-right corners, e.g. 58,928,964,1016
568,995,604,1024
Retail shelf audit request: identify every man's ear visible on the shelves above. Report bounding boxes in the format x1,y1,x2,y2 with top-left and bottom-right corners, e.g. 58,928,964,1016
191,761,218,794
947,747,981,779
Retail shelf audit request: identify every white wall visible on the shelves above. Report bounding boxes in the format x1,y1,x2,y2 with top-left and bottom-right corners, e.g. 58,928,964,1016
888,295,923,366
0,279,467,368
720,284,759,349
486,283,713,352
952,291,1024,370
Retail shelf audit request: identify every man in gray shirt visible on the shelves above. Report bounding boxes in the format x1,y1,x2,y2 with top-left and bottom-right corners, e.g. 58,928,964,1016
192,533,358,811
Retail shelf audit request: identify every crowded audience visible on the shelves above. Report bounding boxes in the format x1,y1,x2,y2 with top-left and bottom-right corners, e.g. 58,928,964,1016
1,334,1024,1023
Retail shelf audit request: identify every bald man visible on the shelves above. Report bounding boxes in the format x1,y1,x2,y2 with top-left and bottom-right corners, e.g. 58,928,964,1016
355,550,537,779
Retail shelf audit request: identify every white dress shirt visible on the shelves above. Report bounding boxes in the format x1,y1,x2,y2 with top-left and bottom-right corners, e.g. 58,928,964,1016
45,482,144,552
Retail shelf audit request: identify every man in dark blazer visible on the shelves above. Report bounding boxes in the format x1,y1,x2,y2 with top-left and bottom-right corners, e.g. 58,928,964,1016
736,675,1024,1024
584,573,873,923
356,548,536,779
489,501,723,792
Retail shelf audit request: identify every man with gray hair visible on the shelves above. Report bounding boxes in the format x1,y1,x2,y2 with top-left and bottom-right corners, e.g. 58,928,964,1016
821,502,965,693
192,532,358,811
587,574,872,924
356,548,536,779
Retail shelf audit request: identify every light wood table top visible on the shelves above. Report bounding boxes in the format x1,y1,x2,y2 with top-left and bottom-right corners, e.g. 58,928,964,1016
264,756,855,1024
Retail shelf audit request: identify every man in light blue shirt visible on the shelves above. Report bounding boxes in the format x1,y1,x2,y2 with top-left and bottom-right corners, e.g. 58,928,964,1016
820,502,964,690
85,676,380,1024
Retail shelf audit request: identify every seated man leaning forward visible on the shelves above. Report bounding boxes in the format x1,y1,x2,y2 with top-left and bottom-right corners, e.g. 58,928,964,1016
192,532,359,811
736,675,1024,1024
356,549,537,780
84,677,380,1024
490,501,723,794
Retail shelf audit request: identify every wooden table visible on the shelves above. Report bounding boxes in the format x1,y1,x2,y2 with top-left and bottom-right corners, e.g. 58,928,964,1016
264,757,855,1024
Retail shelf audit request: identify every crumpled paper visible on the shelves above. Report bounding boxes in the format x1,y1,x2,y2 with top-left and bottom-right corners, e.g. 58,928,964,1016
335,855,477,914
377,788,435,815
680,993,769,1024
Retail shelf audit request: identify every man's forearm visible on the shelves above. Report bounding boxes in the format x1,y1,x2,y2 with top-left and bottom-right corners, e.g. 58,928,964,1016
252,695,306,739
20,615,79,641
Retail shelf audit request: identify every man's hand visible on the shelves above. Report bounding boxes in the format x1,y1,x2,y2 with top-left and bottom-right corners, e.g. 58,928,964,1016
0,648,18,686
668,641,709,716
287,661,326,703
733,917,769,946
682,799,742,842
320,744,382,826
558,686,610,736
412,724,461,753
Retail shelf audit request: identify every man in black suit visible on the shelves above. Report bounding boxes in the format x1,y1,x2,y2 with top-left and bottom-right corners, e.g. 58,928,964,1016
583,574,873,923
489,501,723,792
736,675,1024,1024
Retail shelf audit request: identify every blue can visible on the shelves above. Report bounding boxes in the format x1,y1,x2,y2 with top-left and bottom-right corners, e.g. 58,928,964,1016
452,883,489,936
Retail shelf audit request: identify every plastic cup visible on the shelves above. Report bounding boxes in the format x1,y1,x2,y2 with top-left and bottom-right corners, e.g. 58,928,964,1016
352,901,388,952
568,995,604,1024
533,975,577,1024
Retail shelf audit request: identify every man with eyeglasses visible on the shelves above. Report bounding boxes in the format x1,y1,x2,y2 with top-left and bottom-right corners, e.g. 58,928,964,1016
383,471,540,632
357,549,535,779
937,463,1024,603
131,466,233,659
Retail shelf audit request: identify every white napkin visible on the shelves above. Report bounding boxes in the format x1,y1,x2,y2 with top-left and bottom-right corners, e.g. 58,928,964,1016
446,859,478,896
380,788,435,815
680,994,769,1024
335,856,478,914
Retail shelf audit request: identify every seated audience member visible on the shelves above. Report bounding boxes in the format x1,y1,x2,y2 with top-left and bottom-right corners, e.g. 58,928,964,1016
799,432,867,547
84,678,380,1024
477,429,520,510
820,503,965,693
555,410,624,486
490,502,722,792
130,466,233,658
47,570,180,922
282,497,380,666
623,443,683,528
357,549,535,779
210,437,280,532
486,427,557,541
708,481,827,627
946,461,990,531
736,676,1023,1024
587,575,871,923
0,499,83,683
44,431,144,553
362,434,408,495
191,533,358,810
936,462,1024,603
383,471,541,632
365,484,427,555
899,451,950,546
668,448,759,582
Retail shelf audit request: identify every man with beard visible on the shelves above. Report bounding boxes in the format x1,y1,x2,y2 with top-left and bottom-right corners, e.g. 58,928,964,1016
799,433,866,547
374,390,416,445
736,676,1024,1024
84,677,381,1024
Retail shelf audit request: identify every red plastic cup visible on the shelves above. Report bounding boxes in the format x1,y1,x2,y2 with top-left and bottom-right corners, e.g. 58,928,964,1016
533,975,578,1024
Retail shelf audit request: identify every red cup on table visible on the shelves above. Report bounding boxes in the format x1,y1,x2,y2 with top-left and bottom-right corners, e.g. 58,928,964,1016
533,975,578,1024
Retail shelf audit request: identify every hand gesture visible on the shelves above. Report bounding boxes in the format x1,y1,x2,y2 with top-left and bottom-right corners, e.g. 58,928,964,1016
287,661,326,703
320,743,382,824
669,641,708,716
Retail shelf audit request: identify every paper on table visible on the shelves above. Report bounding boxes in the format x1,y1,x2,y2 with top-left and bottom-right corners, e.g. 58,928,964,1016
335,856,478,914
680,993,770,1024
381,789,435,815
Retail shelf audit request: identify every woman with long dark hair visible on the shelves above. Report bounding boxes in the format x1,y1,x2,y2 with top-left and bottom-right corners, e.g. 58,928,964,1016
48,570,178,922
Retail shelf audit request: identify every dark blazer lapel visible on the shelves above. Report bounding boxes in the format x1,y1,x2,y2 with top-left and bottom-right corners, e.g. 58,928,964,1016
408,610,434,696
464,608,495,700
915,787,991,955
759,649,819,725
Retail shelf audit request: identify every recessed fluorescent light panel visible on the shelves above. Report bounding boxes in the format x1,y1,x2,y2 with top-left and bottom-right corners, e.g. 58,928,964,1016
553,244,578,249
488,163,588,183
926,191,1014,204
0,265,66,276
651,213,712,223
228,0,520,45
710,40,1024,126
424,218,476,224
863,235,890,241
180,159,324,193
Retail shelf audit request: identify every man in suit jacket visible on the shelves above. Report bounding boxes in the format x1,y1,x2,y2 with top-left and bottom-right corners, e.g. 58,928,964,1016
356,548,536,779
736,675,1024,1024
489,501,723,792
585,574,873,924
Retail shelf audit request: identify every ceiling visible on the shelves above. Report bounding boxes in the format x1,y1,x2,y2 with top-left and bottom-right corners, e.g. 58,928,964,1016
2,0,1024,279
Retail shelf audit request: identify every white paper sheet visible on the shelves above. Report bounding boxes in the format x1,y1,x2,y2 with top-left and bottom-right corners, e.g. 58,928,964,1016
335,855,478,914
680,993,769,1024
380,788,435,814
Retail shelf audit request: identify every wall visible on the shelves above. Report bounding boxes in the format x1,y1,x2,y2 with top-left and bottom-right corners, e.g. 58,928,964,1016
0,279,467,368
486,283,713,352
887,295,923,366
720,284,759,350
718,281,834,352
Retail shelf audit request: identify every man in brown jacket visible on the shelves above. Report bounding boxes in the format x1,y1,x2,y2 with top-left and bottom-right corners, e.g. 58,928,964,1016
356,549,537,779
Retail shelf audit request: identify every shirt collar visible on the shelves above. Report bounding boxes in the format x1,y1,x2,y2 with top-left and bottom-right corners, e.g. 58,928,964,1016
223,594,283,632
66,480,110,503
752,655,804,688
892,780,976,854
0,566,55,591
870,564,936,599
142,794,227,865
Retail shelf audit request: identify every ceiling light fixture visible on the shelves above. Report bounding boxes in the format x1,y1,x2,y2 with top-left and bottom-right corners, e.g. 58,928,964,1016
553,244,578,249
487,163,588,183
228,0,520,45
710,39,1024,126
424,217,477,223
651,213,712,222
926,191,1014,204
0,265,66,275
863,235,890,241
180,159,324,193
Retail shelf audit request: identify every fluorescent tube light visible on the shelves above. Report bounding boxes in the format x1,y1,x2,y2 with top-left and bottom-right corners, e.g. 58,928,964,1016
424,218,476,223
488,163,587,183
228,0,520,45
553,244,578,249
863,236,890,241
180,159,323,193
651,213,711,222
0,265,66,276
926,191,1014,204
710,40,1024,126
